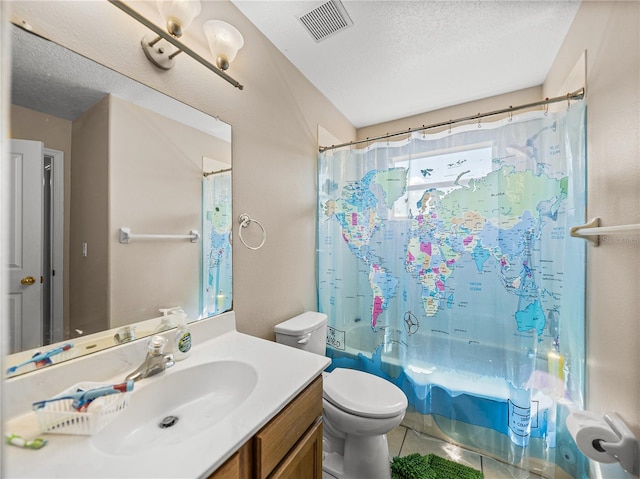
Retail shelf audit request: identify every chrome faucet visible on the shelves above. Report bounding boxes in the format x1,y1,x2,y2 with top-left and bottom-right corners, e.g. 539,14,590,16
125,335,175,382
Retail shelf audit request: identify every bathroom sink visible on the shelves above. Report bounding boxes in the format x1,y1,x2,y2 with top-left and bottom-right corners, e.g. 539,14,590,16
92,360,258,456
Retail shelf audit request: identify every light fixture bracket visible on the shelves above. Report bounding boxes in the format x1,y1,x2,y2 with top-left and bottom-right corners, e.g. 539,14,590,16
141,33,176,70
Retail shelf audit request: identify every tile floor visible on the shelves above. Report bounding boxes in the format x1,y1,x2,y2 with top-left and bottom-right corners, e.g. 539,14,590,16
388,425,546,479
322,425,548,478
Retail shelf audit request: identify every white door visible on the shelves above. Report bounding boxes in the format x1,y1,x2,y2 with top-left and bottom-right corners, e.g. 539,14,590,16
8,139,44,353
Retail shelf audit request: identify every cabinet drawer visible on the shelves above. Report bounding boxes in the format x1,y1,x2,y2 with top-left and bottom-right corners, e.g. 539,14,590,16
254,376,323,479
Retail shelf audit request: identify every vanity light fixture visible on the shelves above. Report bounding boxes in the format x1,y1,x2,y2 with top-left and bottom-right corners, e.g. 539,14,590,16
109,0,244,90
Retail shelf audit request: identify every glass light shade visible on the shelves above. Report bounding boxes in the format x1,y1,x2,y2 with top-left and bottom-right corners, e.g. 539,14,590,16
156,0,202,36
203,20,244,69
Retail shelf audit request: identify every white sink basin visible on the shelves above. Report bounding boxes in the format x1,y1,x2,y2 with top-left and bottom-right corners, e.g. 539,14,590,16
91,360,258,456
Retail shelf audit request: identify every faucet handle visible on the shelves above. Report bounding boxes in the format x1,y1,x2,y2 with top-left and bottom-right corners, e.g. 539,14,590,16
148,335,168,354
148,335,175,369
164,353,176,369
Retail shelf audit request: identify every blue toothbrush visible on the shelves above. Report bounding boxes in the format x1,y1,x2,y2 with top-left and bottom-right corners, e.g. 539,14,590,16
6,343,74,375
32,380,134,412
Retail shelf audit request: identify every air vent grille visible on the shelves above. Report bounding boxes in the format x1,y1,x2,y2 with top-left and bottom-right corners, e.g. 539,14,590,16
297,0,353,42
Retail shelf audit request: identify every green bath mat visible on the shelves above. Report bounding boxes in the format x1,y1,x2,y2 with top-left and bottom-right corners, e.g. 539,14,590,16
391,453,484,479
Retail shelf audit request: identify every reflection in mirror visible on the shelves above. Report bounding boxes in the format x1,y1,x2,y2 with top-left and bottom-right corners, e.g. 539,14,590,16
6,24,232,376
202,160,232,317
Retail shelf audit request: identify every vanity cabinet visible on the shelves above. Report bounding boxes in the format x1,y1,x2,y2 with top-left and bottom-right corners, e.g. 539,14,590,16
208,376,323,479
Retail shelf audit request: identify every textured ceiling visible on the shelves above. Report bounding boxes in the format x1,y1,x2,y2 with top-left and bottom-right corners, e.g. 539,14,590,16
231,0,581,128
11,26,112,122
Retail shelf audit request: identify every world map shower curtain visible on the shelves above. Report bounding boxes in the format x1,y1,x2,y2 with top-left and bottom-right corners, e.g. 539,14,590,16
317,103,587,478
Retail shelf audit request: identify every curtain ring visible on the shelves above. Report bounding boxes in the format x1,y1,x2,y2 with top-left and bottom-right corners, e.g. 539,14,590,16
238,214,266,250
477,114,482,129
448,121,452,134
544,101,549,116
567,93,571,111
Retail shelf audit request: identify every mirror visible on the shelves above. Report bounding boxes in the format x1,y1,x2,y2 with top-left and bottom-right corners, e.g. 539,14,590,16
6,24,232,376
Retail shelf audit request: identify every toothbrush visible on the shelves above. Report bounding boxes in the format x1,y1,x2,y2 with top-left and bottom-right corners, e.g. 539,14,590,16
6,343,74,375
32,380,134,412
72,381,134,411
5,433,47,450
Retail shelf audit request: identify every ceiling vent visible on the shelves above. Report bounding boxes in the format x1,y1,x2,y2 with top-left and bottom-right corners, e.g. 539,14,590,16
297,0,353,43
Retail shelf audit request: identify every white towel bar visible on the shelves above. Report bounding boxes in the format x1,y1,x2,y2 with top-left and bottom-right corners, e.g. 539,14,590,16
119,227,200,244
570,218,640,246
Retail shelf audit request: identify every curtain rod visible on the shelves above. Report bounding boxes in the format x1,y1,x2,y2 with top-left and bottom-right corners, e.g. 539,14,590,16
203,167,232,177
319,88,585,152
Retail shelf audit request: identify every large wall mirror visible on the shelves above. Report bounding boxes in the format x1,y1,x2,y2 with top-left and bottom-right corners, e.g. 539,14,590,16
6,24,232,376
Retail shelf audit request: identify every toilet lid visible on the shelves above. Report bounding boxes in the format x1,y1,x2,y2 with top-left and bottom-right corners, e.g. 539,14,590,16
323,368,407,419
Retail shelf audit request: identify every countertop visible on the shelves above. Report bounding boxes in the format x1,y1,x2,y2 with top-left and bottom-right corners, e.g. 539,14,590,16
3,313,330,478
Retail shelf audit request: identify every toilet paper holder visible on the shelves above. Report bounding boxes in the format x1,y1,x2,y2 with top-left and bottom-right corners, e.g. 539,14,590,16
592,412,639,475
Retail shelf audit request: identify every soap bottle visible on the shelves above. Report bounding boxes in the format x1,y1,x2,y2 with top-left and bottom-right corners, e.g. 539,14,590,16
173,311,192,360
153,308,177,333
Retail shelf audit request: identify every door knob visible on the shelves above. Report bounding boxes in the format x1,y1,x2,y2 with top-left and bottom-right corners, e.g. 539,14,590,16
20,276,36,286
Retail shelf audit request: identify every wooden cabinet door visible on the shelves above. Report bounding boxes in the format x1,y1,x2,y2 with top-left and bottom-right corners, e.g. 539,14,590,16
209,452,240,479
255,377,323,478
268,419,323,479
208,441,253,479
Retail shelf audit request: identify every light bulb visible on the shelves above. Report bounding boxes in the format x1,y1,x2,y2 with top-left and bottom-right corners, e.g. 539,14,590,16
156,0,202,37
202,20,244,70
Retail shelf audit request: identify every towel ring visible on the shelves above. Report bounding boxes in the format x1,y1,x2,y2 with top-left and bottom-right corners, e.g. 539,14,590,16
238,214,266,250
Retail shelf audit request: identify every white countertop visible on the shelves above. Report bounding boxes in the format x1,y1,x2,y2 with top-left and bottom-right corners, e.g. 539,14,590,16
3,313,330,478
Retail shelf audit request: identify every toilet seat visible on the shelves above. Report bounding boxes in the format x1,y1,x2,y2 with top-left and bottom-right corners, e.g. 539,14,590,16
323,368,407,419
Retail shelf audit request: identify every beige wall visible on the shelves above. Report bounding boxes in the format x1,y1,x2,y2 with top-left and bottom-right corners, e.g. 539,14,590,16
544,1,640,441
10,104,73,334
69,96,110,337
357,0,640,448
358,86,542,141
108,95,222,326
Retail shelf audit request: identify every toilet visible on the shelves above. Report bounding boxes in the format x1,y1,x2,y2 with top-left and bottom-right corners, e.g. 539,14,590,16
275,312,408,479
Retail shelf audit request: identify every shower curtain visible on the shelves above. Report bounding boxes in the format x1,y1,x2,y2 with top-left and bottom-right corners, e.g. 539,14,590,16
317,103,587,478
202,171,233,317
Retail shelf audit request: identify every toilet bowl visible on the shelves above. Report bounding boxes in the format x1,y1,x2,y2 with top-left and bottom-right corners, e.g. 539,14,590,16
275,312,408,479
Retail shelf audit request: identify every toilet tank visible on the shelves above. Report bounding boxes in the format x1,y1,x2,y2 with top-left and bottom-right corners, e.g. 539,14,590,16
274,312,327,356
